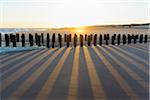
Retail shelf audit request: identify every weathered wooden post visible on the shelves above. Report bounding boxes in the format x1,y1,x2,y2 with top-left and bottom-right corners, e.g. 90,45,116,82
47,33,50,48
133,35,136,44
80,34,83,47
111,36,115,45
21,34,25,47
114,34,116,40
104,34,106,44
58,33,62,48
144,34,148,43
90,34,93,42
38,35,41,46
41,33,44,44
107,34,109,45
87,35,91,46
74,34,77,47
69,34,72,43
93,34,97,46
117,34,121,45
131,35,134,44
85,34,87,41
16,33,20,42
10,33,13,42
104,34,109,45
123,34,126,44
136,34,139,40
29,34,31,45
64,34,67,42
5,34,10,47
12,35,16,47
136,34,139,43
52,33,55,48
99,34,102,46
31,34,34,46
66,35,70,47
69,34,71,46
29,34,34,46
139,34,143,43
128,34,131,44
0,33,1,47
35,33,38,45
114,34,116,45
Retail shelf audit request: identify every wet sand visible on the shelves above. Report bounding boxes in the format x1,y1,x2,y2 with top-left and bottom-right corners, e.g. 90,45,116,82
0,43,149,100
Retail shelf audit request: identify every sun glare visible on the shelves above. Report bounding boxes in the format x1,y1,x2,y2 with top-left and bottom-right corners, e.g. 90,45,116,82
76,29,84,33
74,27,85,35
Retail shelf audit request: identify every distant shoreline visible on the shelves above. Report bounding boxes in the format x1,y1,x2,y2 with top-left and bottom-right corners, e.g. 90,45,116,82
0,23,149,35
0,23,149,29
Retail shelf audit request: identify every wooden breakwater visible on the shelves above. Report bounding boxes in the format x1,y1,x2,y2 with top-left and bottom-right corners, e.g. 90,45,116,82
0,33,149,48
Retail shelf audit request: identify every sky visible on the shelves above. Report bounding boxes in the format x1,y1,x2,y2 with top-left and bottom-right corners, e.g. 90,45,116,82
0,0,149,28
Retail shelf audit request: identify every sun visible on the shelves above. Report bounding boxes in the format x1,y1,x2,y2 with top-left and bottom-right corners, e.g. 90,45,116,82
74,27,85,34
76,29,84,32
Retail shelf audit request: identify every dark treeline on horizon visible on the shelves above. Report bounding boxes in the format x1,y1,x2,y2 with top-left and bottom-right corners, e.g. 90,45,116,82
0,33,149,48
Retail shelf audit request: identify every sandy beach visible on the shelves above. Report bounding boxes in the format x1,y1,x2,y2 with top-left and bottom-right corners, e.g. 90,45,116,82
0,42,149,100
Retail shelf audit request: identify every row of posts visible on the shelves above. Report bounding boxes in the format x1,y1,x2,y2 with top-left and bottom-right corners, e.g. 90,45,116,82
0,33,148,48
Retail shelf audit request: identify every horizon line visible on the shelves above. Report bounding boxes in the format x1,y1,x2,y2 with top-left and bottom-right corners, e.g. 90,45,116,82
0,22,149,29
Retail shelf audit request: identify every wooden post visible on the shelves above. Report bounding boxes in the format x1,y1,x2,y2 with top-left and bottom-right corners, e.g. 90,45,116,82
52,33,55,48
35,33,38,45
69,34,72,42
47,33,50,48
16,33,20,42
41,33,44,45
117,34,121,45
10,33,13,42
106,34,109,45
80,34,83,47
87,35,91,46
12,35,16,47
85,34,87,41
111,36,115,45
29,34,34,46
66,35,70,47
123,34,126,44
58,33,62,48
133,35,137,44
144,34,148,43
90,34,93,41
99,34,102,46
136,34,139,40
64,34,67,42
5,34,10,47
38,35,41,46
74,34,77,47
104,34,109,45
114,34,116,40
104,34,106,45
128,34,131,44
0,33,1,47
21,34,25,47
93,34,97,46
139,34,143,43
